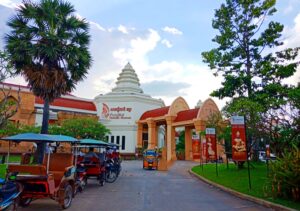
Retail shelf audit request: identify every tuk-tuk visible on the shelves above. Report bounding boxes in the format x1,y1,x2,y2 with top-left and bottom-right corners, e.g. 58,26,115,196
77,139,108,186
143,149,158,170
1,133,78,209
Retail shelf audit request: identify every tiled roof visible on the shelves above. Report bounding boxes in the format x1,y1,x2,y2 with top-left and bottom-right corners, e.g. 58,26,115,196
174,108,199,122
140,106,170,120
35,97,96,111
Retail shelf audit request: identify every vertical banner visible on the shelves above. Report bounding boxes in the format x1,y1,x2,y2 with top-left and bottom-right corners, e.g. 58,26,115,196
192,134,200,159
231,116,247,161
266,144,270,160
202,138,207,162
205,128,217,161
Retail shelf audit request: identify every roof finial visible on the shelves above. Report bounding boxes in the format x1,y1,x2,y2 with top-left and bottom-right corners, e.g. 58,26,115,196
124,62,133,70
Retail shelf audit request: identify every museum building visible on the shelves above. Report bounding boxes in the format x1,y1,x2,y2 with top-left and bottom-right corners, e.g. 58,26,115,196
94,63,165,155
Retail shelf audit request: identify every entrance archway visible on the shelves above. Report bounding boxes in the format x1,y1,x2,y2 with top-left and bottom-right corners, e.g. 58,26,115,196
137,97,221,170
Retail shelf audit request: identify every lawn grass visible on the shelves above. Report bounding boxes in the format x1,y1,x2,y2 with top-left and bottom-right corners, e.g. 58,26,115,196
0,164,6,179
192,162,300,210
0,155,21,179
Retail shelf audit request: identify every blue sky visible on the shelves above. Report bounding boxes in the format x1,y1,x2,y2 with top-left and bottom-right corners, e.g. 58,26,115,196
0,0,300,109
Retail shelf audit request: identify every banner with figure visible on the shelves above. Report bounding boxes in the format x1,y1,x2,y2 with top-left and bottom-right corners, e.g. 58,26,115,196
231,116,247,161
205,128,217,161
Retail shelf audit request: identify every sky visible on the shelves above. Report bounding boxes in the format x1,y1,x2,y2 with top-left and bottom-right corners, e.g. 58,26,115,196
0,0,300,109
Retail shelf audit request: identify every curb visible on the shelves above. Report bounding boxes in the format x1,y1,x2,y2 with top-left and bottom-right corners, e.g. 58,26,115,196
189,170,297,211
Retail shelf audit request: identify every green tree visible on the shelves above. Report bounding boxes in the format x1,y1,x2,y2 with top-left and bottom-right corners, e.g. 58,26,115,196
202,0,299,155
0,51,20,129
5,0,91,163
51,118,110,140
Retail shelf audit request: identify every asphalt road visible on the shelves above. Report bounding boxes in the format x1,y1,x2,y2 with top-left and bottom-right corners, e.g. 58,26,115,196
20,161,272,211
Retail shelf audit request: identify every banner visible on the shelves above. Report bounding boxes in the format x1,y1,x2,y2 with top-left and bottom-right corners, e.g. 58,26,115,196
266,144,270,160
205,128,217,161
231,116,247,161
192,134,200,159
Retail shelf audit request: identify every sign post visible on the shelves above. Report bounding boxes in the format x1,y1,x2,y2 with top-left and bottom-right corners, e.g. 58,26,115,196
206,128,217,176
230,116,251,189
266,144,270,175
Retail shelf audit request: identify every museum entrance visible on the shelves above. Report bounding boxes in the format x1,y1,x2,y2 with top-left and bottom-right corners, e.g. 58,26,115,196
137,97,222,170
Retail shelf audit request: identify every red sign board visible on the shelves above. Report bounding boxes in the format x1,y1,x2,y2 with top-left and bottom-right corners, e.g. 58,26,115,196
205,128,217,161
231,116,247,161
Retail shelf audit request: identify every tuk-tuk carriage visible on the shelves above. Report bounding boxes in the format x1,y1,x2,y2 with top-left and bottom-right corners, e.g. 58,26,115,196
77,139,108,186
143,149,159,170
1,133,78,209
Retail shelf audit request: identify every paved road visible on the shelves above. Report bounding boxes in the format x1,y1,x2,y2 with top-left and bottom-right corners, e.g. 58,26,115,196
21,161,272,211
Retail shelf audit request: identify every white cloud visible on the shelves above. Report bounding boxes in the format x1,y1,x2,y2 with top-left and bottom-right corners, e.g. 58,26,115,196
89,21,106,31
113,28,161,69
280,12,300,85
282,0,300,14
162,26,183,35
117,25,128,34
0,0,17,8
161,39,173,48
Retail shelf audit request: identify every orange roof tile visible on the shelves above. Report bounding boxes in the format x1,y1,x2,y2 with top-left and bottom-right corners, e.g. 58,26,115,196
140,106,170,120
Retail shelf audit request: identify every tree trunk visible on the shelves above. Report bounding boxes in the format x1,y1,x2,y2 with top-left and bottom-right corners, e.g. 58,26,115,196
36,97,50,164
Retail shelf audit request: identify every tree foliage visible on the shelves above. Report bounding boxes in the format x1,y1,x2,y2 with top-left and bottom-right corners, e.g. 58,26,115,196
5,0,92,162
49,118,110,140
202,0,300,154
0,51,20,129
0,118,110,141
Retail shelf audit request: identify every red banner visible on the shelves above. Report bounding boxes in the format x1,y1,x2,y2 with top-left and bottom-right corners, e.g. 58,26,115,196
231,116,247,161
205,134,217,161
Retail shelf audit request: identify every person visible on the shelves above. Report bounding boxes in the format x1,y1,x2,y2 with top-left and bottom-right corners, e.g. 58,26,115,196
85,147,98,158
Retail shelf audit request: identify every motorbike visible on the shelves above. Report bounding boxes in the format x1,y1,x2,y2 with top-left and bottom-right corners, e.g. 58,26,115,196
74,164,87,195
105,158,121,183
0,172,23,211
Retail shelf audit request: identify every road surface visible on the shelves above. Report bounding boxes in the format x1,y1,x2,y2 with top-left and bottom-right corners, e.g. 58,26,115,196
21,160,272,211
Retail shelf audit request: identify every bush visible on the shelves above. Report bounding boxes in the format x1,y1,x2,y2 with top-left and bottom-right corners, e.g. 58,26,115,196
268,145,300,201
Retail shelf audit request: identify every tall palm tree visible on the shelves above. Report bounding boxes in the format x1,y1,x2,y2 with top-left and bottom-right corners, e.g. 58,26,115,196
5,0,91,163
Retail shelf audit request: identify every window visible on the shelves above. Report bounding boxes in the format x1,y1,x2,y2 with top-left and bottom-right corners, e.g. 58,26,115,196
116,136,120,145
142,133,148,140
122,136,125,150
111,136,114,144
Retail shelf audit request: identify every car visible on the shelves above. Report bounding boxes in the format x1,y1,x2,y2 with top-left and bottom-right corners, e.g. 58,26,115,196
259,151,276,162
143,149,158,170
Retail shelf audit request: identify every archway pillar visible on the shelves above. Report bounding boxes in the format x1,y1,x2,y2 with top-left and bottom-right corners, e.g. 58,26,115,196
136,122,143,148
185,126,193,160
147,119,157,149
165,116,176,163
194,119,206,162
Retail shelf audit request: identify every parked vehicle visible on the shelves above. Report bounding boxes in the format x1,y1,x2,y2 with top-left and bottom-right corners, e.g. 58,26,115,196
0,172,23,211
259,151,276,162
143,149,158,170
105,144,122,183
1,133,78,209
77,139,109,186
74,163,87,195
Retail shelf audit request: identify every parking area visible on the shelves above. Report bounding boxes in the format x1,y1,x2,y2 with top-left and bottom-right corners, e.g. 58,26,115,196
20,160,272,211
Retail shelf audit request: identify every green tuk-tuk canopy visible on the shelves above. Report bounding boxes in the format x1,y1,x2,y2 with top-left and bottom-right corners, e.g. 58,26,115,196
1,133,78,143
79,139,108,146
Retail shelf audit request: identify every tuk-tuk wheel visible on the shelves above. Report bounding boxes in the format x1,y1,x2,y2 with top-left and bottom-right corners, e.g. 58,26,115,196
19,197,32,207
61,184,73,209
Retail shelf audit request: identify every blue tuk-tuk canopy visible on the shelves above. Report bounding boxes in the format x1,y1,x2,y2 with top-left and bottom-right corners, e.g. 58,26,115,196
1,133,78,143
79,139,108,146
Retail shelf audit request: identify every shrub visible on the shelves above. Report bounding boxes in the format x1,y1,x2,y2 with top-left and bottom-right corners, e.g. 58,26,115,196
268,145,300,201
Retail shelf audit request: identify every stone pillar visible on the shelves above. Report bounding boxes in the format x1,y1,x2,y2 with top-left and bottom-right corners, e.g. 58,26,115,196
165,116,175,162
185,126,193,160
147,119,157,149
136,122,143,148
194,119,206,163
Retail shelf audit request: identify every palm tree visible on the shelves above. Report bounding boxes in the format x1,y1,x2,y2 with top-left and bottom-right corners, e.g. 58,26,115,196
5,0,91,163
